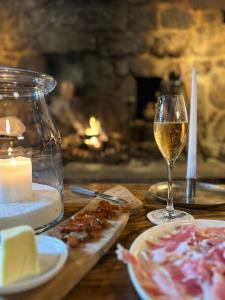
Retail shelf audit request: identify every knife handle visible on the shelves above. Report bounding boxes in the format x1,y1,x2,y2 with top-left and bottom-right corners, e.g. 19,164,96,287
70,185,97,197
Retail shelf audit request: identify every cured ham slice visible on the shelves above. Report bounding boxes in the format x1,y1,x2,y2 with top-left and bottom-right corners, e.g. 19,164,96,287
49,200,130,248
117,224,225,300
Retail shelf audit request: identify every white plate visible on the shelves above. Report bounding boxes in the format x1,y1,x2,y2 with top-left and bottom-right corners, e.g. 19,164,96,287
0,235,68,295
128,219,225,300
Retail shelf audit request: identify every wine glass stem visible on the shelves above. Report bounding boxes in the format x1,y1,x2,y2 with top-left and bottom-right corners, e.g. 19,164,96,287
167,162,174,216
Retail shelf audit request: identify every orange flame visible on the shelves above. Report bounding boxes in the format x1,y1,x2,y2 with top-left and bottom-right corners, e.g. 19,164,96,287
84,136,101,149
84,116,105,149
85,116,101,136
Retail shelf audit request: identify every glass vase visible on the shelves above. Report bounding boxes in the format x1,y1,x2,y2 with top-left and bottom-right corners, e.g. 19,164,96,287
0,66,63,233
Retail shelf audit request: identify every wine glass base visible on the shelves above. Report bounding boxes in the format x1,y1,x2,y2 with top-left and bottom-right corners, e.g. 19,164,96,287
147,208,194,225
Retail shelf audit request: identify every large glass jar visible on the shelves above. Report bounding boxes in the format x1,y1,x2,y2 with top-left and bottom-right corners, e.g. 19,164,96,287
0,67,63,232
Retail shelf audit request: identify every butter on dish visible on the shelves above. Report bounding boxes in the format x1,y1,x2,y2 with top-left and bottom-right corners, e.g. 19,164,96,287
0,225,39,286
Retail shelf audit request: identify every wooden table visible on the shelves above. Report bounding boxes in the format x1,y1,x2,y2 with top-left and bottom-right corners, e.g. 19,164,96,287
63,183,225,300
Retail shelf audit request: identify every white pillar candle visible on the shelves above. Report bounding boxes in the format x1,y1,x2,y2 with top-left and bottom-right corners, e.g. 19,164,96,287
0,156,32,203
186,68,197,179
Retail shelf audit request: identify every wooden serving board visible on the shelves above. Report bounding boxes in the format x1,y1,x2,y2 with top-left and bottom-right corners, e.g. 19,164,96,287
4,185,143,300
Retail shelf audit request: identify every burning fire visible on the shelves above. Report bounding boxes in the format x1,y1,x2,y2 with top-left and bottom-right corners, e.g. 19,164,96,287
84,116,108,149
85,116,101,137
85,136,101,149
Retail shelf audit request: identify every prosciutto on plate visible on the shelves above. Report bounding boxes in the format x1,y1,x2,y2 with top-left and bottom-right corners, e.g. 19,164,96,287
117,224,225,300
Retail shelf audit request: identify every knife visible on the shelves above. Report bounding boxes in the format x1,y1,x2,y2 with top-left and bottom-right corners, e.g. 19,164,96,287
70,185,127,205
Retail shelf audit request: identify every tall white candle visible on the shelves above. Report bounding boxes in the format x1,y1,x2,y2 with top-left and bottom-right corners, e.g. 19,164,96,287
186,68,197,179
0,156,32,203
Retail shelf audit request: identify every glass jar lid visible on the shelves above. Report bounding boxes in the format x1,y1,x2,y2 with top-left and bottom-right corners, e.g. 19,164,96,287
0,66,56,96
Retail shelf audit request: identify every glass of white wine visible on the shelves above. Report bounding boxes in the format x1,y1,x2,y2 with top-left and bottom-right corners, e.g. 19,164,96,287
148,94,193,225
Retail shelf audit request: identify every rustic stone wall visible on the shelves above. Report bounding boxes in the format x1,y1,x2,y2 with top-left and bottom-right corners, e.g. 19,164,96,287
0,0,225,162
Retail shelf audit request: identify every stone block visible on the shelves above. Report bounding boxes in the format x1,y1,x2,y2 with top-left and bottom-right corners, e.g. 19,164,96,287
214,114,225,143
129,54,156,77
115,59,129,77
22,1,86,32
190,0,225,10
216,59,225,68
219,145,225,162
148,31,189,57
210,70,225,109
84,54,116,93
200,141,220,159
191,27,225,56
125,0,153,3
20,0,97,53
129,53,182,79
193,60,212,74
98,32,147,57
160,7,194,29
20,1,128,53
80,5,127,32
0,0,38,66
127,4,157,32
0,51,21,68
201,9,223,24
114,75,136,102
18,52,47,72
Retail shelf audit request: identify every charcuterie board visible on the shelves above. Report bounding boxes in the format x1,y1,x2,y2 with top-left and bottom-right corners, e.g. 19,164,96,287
4,185,143,300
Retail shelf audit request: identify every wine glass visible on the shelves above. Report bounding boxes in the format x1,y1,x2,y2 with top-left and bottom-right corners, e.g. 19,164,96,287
148,95,193,225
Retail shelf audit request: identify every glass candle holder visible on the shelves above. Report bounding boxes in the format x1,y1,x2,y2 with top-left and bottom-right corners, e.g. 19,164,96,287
0,66,63,233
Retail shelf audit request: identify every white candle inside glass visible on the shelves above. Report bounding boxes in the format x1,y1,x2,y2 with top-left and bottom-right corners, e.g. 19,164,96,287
186,68,197,179
0,156,32,203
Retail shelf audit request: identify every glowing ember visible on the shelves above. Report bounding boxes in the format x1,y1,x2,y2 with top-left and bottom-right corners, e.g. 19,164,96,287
84,136,101,149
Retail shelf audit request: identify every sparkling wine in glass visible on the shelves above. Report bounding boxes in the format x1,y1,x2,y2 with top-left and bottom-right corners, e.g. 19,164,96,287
148,95,193,225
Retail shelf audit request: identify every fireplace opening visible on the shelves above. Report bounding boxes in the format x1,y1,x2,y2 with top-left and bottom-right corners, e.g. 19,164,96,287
222,10,225,23
135,72,182,121
49,71,184,165
136,77,162,120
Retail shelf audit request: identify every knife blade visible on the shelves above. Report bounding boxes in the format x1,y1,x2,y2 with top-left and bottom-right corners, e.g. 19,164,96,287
70,185,127,205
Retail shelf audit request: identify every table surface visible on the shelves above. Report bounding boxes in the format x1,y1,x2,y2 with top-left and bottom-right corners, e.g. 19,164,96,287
63,183,225,300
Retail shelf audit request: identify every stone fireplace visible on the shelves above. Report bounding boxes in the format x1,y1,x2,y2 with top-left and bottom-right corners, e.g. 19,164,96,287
0,0,225,180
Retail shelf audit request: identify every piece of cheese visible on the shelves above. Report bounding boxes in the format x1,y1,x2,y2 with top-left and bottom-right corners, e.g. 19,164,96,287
0,225,39,286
